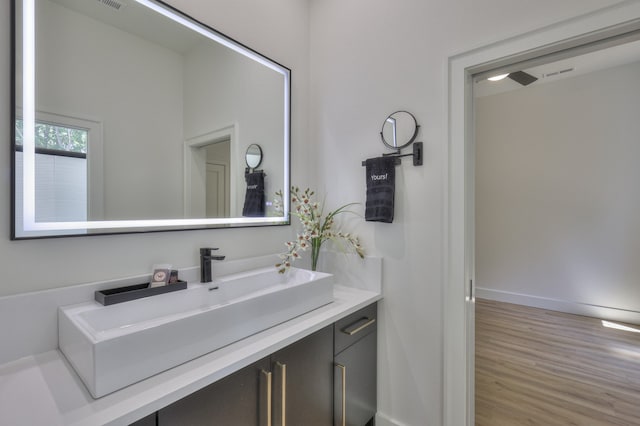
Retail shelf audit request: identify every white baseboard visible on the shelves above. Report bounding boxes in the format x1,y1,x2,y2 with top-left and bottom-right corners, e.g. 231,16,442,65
477,287,640,325
376,412,407,426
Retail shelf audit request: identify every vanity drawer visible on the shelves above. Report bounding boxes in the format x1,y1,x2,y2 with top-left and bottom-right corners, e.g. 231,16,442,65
334,303,377,355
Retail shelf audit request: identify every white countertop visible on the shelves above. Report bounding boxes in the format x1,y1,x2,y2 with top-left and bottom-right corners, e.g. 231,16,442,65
0,285,381,426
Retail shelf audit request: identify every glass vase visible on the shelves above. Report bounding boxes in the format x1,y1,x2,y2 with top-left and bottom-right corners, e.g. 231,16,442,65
311,237,322,271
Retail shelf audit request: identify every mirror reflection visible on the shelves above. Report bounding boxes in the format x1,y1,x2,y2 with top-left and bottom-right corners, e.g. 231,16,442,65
245,144,263,169
13,0,290,238
380,111,419,150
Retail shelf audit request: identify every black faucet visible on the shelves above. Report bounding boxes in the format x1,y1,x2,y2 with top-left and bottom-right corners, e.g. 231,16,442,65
200,248,226,283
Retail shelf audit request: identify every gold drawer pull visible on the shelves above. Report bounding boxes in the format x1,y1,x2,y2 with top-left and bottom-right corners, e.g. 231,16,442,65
335,363,346,426
261,369,272,426
342,317,376,336
277,362,287,426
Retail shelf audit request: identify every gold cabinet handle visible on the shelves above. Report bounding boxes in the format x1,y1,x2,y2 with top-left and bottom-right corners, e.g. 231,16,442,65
336,363,346,426
277,362,287,426
342,317,376,336
261,369,272,426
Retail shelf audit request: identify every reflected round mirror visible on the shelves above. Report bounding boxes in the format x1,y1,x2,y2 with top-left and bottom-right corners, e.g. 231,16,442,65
12,0,291,238
380,111,419,150
245,144,263,169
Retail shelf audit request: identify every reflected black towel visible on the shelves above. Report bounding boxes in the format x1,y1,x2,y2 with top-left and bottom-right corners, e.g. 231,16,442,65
365,156,396,223
242,171,265,217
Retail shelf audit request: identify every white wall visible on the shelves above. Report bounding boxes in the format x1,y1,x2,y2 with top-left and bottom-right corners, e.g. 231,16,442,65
476,61,640,315
0,0,310,296
308,0,623,425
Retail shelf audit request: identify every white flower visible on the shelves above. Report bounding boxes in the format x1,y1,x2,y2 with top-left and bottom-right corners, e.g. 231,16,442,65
275,186,365,273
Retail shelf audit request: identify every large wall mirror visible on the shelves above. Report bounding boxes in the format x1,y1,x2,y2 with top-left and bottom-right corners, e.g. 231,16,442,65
11,0,290,238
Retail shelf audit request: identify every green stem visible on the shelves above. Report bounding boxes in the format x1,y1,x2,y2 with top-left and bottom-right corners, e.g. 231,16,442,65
311,237,322,271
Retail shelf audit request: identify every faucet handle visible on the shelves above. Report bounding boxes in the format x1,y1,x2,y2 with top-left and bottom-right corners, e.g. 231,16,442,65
200,247,219,256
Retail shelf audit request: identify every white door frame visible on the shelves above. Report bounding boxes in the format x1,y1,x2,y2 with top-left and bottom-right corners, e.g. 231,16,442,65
444,4,640,425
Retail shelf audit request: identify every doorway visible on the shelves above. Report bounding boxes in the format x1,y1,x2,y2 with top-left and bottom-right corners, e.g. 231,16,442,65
473,38,640,423
445,6,640,426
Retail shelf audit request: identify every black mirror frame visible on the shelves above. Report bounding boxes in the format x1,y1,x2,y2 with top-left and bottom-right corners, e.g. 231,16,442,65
380,110,420,151
245,144,263,169
10,0,291,239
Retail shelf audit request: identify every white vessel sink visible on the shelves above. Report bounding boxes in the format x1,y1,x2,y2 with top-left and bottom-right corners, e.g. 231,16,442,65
58,266,334,398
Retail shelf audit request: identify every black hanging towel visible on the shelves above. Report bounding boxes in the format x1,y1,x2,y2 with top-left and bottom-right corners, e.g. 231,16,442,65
242,171,265,217
365,156,396,223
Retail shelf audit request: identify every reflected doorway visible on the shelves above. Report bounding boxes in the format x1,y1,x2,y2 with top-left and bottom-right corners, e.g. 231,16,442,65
205,141,230,218
184,124,237,219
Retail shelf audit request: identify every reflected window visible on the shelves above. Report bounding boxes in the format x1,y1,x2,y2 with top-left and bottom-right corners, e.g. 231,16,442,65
15,119,88,154
15,116,91,224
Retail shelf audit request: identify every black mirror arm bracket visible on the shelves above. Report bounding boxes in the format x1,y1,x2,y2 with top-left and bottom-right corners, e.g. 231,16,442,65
361,142,423,167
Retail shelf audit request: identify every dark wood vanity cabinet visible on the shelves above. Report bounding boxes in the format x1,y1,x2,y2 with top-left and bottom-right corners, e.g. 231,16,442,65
135,303,377,426
157,326,333,426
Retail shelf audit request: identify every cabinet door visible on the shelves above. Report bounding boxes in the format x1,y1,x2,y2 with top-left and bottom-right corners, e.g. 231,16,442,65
271,326,334,426
158,357,271,426
334,331,377,426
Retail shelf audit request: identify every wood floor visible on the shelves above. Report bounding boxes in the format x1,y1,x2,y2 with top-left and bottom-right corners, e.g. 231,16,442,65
475,298,640,426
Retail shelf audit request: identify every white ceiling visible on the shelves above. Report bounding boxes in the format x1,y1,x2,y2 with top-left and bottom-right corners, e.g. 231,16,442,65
474,37,640,97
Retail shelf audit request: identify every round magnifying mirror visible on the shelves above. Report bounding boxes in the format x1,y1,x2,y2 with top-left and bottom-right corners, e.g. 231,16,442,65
245,144,263,169
380,111,419,150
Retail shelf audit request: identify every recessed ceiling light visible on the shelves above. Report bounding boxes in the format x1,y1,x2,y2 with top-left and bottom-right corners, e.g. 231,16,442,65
487,73,510,82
